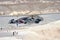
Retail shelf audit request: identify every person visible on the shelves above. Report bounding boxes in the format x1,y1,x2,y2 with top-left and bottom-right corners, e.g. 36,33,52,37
0,27,2,30
15,20,19,27
16,22,18,27
31,15,34,19
13,32,15,36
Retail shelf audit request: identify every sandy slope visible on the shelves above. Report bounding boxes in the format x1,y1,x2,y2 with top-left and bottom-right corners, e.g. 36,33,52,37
23,20,60,40
0,20,60,40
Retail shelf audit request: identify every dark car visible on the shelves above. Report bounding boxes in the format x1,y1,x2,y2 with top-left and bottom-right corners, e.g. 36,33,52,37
9,19,15,24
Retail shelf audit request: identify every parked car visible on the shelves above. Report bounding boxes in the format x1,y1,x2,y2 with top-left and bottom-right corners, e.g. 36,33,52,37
9,15,43,24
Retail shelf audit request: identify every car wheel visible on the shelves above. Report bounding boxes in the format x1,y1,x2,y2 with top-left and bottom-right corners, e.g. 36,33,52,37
24,22,27,24
35,19,41,23
35,21,40,23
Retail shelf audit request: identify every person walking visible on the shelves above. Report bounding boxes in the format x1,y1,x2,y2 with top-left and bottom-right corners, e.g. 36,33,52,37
13,32,15,36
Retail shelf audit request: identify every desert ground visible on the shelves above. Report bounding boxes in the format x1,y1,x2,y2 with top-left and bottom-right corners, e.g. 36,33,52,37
0,20,60,40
